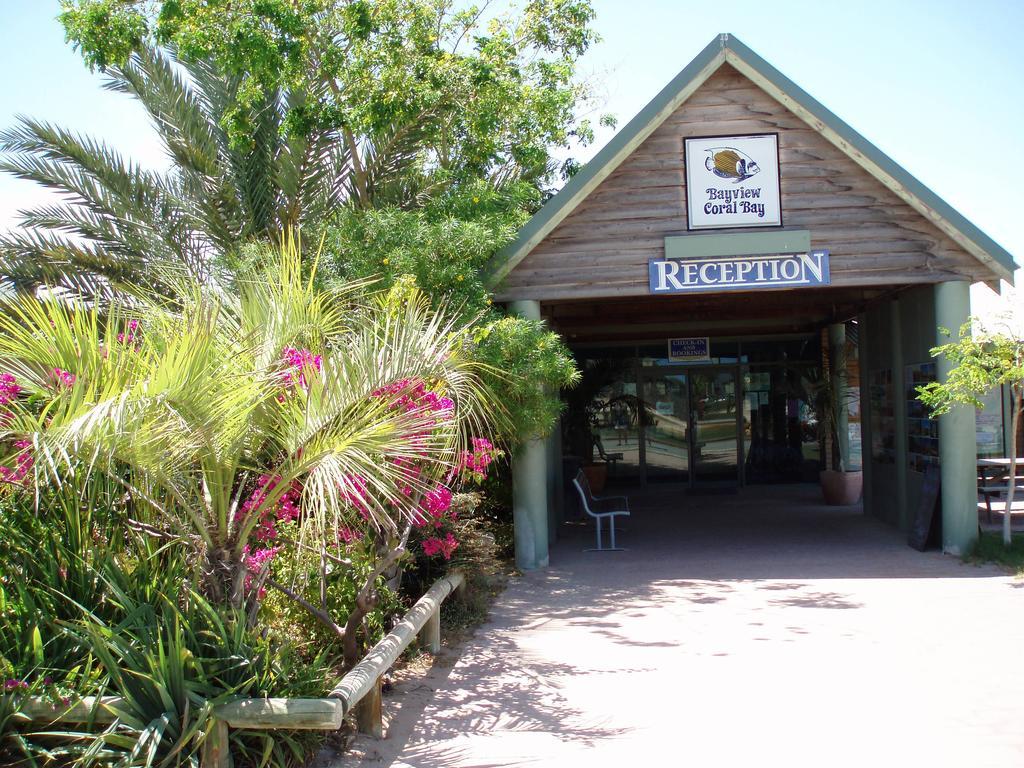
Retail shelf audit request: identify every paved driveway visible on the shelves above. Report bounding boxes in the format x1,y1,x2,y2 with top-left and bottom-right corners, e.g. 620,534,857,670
345,486,1024,767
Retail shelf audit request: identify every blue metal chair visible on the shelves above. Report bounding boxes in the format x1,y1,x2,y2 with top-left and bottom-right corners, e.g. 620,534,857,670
572,469,630,551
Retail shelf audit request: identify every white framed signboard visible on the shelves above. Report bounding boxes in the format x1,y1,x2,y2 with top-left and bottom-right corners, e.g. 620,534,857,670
684,134,782,230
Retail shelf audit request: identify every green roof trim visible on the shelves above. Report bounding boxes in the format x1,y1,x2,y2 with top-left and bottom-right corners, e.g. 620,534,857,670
487,33,1016,287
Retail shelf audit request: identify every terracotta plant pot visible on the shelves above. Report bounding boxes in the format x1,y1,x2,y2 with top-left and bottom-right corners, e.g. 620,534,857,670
582,463,608,494
820,469,863,506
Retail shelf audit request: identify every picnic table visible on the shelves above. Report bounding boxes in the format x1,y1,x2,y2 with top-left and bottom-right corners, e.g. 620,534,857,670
978,458,1024,521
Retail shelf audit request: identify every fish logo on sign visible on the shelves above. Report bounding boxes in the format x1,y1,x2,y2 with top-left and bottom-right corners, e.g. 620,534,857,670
704,147,760,182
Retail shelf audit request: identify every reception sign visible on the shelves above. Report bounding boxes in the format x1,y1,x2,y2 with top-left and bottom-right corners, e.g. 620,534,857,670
684,134,782,229
649,250,830,295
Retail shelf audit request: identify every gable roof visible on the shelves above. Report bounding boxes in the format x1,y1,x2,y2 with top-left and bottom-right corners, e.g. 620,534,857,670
487,33,1016,285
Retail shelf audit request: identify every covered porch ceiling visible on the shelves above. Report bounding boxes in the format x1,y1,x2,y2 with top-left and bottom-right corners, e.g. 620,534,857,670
542,284,896,344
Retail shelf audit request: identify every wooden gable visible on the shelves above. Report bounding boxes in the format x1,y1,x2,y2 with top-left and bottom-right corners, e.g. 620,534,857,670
495,65,991,302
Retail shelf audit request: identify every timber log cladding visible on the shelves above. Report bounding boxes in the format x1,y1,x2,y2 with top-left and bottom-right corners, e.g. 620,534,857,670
649,250,830,294
494,66,989,302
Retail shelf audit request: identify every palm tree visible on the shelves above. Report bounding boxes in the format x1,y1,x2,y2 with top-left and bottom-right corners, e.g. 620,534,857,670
0,46,431,298
0,237,502,662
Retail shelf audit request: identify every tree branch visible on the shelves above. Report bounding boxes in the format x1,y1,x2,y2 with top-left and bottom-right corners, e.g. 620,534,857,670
264,575,346,640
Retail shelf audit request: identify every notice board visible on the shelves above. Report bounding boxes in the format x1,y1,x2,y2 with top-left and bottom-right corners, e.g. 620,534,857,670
908,464,941,551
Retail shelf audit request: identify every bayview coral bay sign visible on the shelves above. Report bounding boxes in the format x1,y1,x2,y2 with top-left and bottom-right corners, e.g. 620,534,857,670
684,134,782,229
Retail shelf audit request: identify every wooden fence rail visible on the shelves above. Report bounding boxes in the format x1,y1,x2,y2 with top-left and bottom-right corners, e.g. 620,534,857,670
9,570,466,768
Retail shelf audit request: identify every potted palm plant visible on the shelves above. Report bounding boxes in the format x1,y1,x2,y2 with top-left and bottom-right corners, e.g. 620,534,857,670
806,346,863,506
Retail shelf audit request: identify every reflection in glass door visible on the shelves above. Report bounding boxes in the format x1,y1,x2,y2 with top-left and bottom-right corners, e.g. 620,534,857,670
641,372,689,483
690,370,740,486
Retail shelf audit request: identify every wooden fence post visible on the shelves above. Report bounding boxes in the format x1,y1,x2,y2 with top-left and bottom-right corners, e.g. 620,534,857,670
422,608,441,654
201,718,232,768
454,575,468,602
355,677,383,739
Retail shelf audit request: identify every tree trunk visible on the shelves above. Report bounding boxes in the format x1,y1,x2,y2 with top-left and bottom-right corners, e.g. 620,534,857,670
1005,386,1021,546
204,545,245,609
341,527,411,670
342,586,378,671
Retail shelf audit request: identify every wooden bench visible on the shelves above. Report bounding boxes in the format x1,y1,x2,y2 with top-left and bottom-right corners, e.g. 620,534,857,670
977,459,1024,522
979,482,1024,522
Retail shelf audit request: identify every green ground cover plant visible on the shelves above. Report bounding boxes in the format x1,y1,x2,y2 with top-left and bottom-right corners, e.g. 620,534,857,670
966,532,1024,577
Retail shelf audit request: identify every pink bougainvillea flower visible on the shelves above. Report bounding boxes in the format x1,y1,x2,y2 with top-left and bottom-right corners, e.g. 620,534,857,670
242,545,281,599
457,436,499,481
337,526,363,545
421,532,459,560
0,374,20,425
0,440,34,487
371,379,454,428
418,485,453,528
51,368,76,389
236,474,303,542
278,346,322,394
390,455,422,499
116,319,142,346
0,373,19,406
339,473,370,519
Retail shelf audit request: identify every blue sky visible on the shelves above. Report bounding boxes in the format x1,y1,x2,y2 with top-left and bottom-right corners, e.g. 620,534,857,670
1,0,1021,295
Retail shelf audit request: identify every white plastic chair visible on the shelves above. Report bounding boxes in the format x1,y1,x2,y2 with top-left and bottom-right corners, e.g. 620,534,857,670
572,469,630,551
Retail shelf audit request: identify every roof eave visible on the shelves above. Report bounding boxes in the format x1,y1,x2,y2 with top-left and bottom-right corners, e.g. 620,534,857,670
720,38,1016,282
485,35,729,286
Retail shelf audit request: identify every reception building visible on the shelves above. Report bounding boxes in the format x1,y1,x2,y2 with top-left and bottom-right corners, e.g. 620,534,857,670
487,34,1017,569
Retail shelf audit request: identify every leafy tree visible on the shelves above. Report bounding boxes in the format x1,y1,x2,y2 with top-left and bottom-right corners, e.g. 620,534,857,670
6,0,608,297
321,179,534,316
4,1,589,440
322,181,579,442
917,316,1023,545
0,46,385,297
59,0,603,185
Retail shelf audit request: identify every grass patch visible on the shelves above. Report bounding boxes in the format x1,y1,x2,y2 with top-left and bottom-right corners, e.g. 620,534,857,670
966,532,1024,576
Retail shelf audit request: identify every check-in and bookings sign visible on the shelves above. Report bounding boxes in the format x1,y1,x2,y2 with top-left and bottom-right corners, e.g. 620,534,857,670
684,134,782,229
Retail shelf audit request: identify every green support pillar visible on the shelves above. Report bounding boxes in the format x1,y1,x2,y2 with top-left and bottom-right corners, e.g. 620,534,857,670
934,281,978,555
510,300,550,570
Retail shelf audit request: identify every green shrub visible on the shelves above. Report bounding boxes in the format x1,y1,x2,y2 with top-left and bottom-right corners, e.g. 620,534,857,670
0,478,122,688
0,482,336,767
69,573,332,767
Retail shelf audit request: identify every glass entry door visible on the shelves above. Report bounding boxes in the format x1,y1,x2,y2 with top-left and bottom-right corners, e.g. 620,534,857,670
690,369,741,487
639,366,740,487
640,372,690,483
